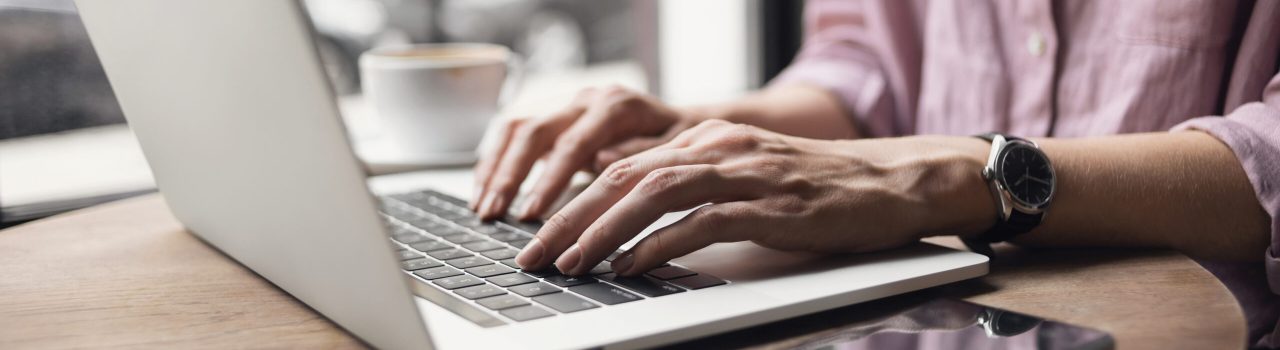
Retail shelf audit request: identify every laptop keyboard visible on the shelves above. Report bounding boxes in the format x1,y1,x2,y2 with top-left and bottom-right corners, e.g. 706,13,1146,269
380,189,726,324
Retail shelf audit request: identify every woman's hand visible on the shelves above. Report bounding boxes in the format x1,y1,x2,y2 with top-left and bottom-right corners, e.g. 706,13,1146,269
514,120,997,276
472,85,702,220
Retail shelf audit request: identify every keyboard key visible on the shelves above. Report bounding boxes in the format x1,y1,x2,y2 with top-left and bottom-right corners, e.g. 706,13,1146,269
544,275,597,287
506,221,542,234
599,273,684,297
425,226,468,237
427,249,472,261
646,265,696,280
476,294,530,311
489,231,529,242
393,233,432,245
487,273,537,287
425,190,469,207
413,266,462,280
569,283,642,305
436,210,472,221
470,225,503,235
465,264,514,278
401,258,443,271
499,258,521,269
482,249,519,261
500,305,554,322
533,293,598,313
446,256,492,269
670,274,727,290
443,233,484,244
454,284,505,300
388,225,415,236
586,262,613,275
409,240,451,252
454,218,486,228
509,239,531,249
433,275,484,290
523,267,561,278
396,249,422,261
509,282,560,297
409,219,448,232
461,241,505,252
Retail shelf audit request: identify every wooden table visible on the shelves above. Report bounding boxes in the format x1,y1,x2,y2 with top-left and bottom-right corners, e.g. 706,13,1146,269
0,194,1246,349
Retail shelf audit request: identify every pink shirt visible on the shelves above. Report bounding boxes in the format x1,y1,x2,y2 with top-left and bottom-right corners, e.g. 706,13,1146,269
771,0,1280,346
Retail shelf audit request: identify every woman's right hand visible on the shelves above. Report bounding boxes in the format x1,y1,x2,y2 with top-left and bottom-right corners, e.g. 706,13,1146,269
471,85,702,221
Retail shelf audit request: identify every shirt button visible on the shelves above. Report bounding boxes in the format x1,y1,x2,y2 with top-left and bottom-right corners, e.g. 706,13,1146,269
1027,31,1046,57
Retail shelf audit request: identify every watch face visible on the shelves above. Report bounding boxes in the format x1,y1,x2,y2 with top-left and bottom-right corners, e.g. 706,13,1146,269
998,143,1055,207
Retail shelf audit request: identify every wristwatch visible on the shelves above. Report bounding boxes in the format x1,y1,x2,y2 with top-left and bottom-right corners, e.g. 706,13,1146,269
962,133,1056,256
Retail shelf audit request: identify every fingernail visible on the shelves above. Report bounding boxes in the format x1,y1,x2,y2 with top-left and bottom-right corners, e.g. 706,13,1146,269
481,193,504,218
470,187,483,210
475,194,488,216
520,194,541,219
515,237,545,269
556,245,583,275
611,250,635,275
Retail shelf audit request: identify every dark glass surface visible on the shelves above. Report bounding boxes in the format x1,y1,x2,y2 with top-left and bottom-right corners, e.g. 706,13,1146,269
1000,144,1054,207
779,299,1112,350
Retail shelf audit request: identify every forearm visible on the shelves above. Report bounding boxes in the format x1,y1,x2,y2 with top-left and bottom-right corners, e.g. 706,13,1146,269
680,84,859,140
1015,131,1270,261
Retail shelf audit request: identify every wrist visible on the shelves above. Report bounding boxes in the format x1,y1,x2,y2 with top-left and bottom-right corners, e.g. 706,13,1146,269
913,136,998,239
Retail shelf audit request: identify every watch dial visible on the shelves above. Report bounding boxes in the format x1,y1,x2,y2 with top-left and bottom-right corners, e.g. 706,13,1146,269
999,144,1054,207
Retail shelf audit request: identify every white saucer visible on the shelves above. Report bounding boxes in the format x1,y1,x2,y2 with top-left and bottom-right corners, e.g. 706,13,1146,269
355,137,477,175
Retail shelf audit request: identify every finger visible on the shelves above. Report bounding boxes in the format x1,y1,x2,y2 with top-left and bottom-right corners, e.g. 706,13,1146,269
516,147,705,270
477,88,605,218
556,164,761,275
592,137,667,172
472,118,524,210
476,113,577,219
516,103,626,220
613,201,763,276
519,94,679,220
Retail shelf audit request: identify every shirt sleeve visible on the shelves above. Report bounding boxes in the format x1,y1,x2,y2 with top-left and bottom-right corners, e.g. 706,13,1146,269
1173,73,1280,292
768,0,923,138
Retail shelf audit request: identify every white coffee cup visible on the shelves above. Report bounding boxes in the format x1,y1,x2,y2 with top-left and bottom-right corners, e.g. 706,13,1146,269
360,43,520,158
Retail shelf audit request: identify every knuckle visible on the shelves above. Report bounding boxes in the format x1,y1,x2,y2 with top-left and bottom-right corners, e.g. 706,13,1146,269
690,119,730,133
577,224,610,253
539,212,572,239
600,159,637,191
643,232,668,263
604,94,646,116
721,125,760,149
772,195,808,215
637,168,682,196
695,207,734,232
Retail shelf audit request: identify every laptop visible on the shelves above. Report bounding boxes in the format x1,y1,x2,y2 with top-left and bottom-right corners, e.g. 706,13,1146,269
74,1,989,348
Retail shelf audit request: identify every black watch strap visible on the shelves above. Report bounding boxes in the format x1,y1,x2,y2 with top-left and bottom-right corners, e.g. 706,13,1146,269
963,212,1043,256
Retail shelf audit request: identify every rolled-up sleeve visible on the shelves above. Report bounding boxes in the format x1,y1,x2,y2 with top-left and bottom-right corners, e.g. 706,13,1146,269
1174,73,1280,292
768,0,923,138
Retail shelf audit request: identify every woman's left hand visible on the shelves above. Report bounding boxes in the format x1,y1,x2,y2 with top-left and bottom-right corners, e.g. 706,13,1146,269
514,119,998,276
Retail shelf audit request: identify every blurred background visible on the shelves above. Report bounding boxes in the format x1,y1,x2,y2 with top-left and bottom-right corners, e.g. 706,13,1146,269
0,0,804,226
